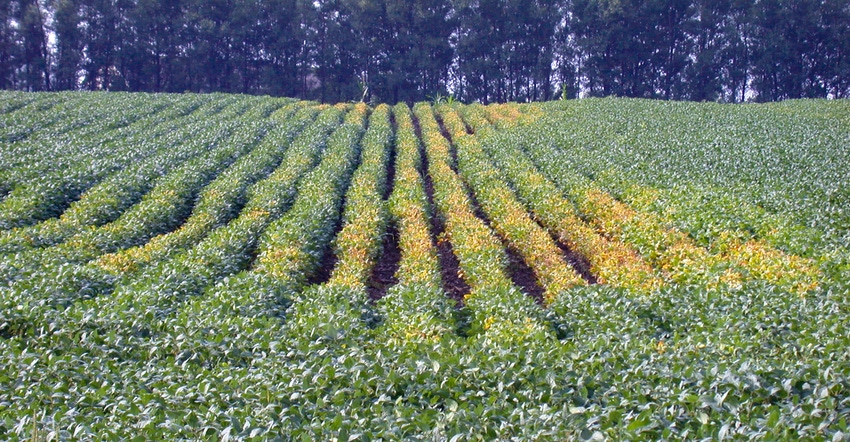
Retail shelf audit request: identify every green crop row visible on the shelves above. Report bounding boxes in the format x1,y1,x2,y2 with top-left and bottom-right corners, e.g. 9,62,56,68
0,94,847,440
92,104,317,276
327,103,392,289
0,101,308,334
0,97,246,253
62,106,347,338
0,94,256,230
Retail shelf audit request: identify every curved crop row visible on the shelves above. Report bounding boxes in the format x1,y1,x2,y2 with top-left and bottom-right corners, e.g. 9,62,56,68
0,94,251,230
465,104,663,292
0,118,283,340
521,137,820,294
0,118,243,285
602,173,826,257
0,104,278,300
253,104,366,287
379,104,454,340
79,103,355,354
438,104,587,303
91,104,344,310
593,170,825,289
152,104,365,358
0,92,73,145
413,103,551,343
326,104,392,288
0,93,187,185
92,104,317,275
0,95,178,228
1,106,348,344
0,93,167,168
520,139,744,288
268,102,385,344
0,96,244,254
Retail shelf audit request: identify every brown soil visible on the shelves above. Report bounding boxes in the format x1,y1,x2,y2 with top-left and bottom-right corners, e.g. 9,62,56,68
553,238,598,284
366,222,401,301
306,241,338,286
432,112,461,173
366,116,402,301
505,246,546,305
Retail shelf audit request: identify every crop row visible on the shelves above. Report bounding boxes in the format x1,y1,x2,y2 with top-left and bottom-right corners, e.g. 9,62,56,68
0,97,249,253
55,105,348,340
412,103,554,344
438,104,586,303
0,94,249,230
468,104,663,292
92,104,315,276
0,92,170,165
0,94,847,439
0,94,234,219
513,126,820,294
0,102,320,340
380,104,454,339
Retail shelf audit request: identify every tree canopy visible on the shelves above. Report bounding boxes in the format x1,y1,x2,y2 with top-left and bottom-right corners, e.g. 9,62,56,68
2,0,848,102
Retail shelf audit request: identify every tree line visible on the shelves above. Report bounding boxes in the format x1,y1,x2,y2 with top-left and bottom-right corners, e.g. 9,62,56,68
2,0,849,103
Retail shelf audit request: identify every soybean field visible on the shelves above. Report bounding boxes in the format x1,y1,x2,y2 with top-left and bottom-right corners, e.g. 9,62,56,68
1,91,849,440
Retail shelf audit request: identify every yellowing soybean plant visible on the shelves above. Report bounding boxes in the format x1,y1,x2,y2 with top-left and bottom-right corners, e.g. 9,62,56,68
1,92,849,440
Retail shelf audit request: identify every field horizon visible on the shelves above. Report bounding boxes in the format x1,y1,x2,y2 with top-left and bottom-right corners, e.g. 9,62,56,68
1,91,848,440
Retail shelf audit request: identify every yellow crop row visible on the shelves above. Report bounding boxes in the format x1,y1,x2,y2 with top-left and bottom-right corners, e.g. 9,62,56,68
414,103,553,343
327,104,393,288
439,105,586,303
252,104,367,283
378,104,453,341
92,106,326,275
578,184,818,294
600,171,822,294
467,104,664,293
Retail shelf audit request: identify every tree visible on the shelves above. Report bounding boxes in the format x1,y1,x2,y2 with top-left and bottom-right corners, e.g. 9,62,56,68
53,0,84,90
257,0,306,98
0,0,17,89
15,0,50,91
347,0,454,103
455,0,561,103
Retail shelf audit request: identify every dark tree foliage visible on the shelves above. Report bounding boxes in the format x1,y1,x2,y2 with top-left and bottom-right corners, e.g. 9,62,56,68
455,0,561,103
0,0,18,89
1,0,848,102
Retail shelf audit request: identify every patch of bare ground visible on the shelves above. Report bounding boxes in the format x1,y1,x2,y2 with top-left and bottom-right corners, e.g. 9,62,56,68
552,236,598,284
306,238,339,286
366,222,401,301
505,246,546,305
434,111,548,304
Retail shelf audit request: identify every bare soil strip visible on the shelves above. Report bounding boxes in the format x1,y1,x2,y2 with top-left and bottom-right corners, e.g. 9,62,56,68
367,222,401,301
505,246,546,305
553,237,598,284
438,111,549,302
383,112,398,201
433,113,462,173
305,242,339,287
